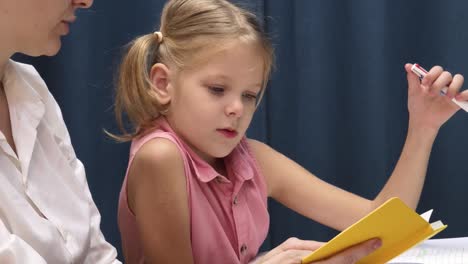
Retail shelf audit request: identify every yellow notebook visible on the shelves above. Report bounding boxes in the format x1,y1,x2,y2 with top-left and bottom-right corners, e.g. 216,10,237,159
302,197,447,264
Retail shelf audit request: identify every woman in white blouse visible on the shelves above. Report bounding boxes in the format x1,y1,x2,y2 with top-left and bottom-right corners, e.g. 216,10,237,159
0,0,120,263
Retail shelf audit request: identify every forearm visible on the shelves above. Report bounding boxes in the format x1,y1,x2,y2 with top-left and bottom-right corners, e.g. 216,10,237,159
374,124,438,209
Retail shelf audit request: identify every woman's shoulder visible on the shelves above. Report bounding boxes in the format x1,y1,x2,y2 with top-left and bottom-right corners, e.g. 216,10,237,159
7,60,50,97
7,60,70,140
8,60,40,76
7,59,60,118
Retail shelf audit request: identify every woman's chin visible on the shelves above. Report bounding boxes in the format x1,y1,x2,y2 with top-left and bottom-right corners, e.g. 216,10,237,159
24,40,62,57
43,41,62,56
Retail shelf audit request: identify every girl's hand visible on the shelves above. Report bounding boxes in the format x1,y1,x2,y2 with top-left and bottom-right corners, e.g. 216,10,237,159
253,237,322,264
405,63,465,132
254,237,380,264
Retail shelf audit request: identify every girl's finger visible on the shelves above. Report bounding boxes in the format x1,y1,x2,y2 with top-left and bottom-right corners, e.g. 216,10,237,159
405,63,421,93
455,89,468,101
430,71,452,96
448,74,464,99
422,65,443,88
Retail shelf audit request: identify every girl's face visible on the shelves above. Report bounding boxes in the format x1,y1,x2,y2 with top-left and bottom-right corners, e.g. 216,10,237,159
0,0,93,57
166,41,265,165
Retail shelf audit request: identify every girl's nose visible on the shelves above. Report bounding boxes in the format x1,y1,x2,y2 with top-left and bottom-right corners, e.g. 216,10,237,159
225,98,244,117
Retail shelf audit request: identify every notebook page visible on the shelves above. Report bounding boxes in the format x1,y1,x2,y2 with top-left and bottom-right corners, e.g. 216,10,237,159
389,237,468,264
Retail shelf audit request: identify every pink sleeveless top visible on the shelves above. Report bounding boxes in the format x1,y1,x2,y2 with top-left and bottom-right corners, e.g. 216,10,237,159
118,119,269,264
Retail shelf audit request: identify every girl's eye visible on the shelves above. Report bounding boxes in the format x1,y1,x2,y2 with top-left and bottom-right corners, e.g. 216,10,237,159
243,92,258,101
208,86,225,95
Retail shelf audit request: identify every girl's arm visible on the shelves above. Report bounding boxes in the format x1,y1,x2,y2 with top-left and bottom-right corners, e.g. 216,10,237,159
249,64,464,231
249,138,371,231
127,138,193,264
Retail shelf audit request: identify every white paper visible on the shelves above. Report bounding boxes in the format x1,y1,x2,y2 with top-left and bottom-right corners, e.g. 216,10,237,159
419,209,433,222
388,237,468,264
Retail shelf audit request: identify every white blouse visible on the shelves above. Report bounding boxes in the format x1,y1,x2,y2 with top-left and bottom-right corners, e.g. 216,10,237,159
0,60,120,264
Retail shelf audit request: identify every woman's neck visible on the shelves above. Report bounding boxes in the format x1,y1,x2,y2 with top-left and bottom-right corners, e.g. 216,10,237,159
0,77,4,95
0,31,16,76
0,57,10,83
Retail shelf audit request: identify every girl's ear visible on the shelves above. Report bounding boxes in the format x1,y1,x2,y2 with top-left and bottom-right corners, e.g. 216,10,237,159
149,63,172,105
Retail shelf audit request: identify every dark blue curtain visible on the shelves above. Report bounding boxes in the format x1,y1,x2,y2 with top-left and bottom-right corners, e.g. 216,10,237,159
14,0,468,259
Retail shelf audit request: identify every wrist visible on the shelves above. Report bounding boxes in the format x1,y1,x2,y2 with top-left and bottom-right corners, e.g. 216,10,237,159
408,117,439,136
406,123,438,144
250,252,267,264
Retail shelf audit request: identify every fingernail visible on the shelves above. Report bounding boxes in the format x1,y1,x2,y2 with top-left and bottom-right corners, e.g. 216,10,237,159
373,240,382,249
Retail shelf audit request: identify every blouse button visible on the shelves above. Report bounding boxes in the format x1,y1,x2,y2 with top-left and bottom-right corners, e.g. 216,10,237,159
240,244,248,254
233,196,238,205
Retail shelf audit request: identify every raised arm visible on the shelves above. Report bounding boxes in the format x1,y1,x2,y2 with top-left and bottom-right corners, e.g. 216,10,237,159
249,64,464,231
126,138,193,264
373,64,464,208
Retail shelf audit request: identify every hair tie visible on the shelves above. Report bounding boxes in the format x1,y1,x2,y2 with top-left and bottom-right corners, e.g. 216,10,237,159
153,31,163,44
159,108,169,116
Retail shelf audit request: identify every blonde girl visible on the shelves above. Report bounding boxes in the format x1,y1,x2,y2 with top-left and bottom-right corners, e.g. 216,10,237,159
114,0,466,263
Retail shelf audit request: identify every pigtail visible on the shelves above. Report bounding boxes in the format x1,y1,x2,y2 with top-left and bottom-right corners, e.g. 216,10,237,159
110,33,165,141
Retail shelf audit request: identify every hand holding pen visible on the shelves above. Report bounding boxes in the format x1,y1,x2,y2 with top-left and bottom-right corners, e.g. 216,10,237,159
412,63,468,112
405,63,465,132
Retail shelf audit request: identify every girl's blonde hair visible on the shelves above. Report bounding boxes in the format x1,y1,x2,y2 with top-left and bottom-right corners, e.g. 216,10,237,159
112,0,274,141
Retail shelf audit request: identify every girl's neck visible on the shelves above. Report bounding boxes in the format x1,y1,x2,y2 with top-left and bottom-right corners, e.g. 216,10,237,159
190,145,228,176
162,117,230,177
213,158,228,177
177,135,229,176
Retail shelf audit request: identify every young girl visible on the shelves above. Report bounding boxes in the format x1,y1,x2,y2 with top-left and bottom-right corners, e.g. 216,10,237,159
0,0,120,263
115,0,467,263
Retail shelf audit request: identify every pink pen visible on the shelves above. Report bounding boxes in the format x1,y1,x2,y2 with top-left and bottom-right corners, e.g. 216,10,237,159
411,63,468,112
